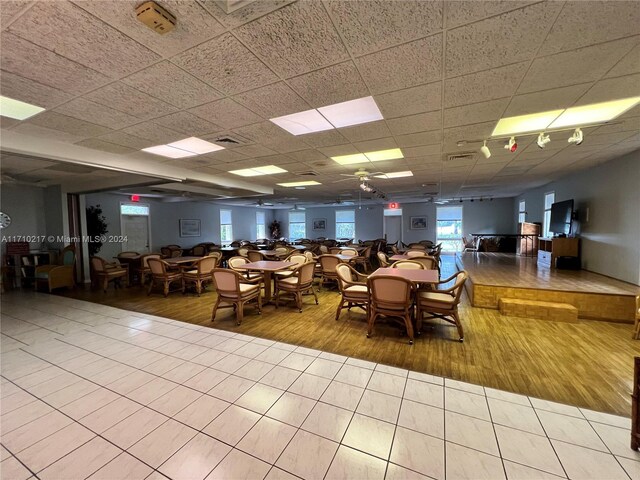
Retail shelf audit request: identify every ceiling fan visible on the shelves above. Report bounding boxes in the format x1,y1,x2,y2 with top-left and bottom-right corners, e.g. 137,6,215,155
248,199,274,207
323,198,355,206
333,169,384,183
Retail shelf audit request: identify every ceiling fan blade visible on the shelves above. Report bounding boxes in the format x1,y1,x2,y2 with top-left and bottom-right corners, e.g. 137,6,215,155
339,173,357,177
332,177,356,183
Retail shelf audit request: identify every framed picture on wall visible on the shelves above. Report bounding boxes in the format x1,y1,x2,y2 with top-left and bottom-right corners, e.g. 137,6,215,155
313,218,327,230
179,219,201,237
410,216,427,230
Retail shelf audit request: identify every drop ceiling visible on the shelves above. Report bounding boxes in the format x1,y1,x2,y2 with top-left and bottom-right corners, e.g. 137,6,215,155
0,0,638,205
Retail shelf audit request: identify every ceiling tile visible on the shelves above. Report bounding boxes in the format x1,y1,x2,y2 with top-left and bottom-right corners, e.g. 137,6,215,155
234,121,292,144
74,138,136,155
0,69,73,108
27,111,112,137
443,122,495,150
120,121,184,144
11,122,83,143
0,117,19,128
403,146,442,160
153,111,221,137
540,1,640,56
387,111,442,135
445,1,536,28
396,131,442,148
352,136,397,152
9,2,160,78
325,0,442,56
198,0,295,29
0,1,31,29
97,131,152,149
355,35,442,94
605,43,640,78
74,0,226,58
504,83,592,117
234,1,349,77
444,98,509,128
575,73,640,106
262,136,310,154
301,130,348,148
232,145,279,158
445,3,563,77
287,61,369,107
518,37,638,94
234,82,311,118
375,82,441,119
84,82,179,120
444,62,528,108
122,61,222,109
172,33,278,95
55,98,140,129
0,154,54,174
198,149,248,164
338,121,392,142
284,149,327,163
0,32,108,94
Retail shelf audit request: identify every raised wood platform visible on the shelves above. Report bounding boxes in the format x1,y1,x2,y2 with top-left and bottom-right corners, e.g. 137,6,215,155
499,298,578,323
457,252,639,322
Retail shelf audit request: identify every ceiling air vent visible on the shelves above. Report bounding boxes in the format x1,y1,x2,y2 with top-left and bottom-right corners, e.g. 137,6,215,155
214,134,250,146
296,171,319,176
446,152,476,162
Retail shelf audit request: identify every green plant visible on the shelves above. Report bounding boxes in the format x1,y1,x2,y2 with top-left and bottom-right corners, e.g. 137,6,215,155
269,220,281,239
86,204,108,256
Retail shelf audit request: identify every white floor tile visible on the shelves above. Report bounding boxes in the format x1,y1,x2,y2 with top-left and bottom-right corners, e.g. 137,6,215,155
343,413,395,460
279,352,316,371
445,442,506,480
102,408,168,450
367,371,407,397
234,359,274,381
0,456,32,480
148,385,202,417
385,463,431,480
537,409,608,452
502,460,565,479
236,417,297,464
390,426,445,479
266,392,317,427
173,395,230,430
207,375,255,403
325,445,387,480
488,397,545,435
182,368,229,393
407,370,444,385
531,398,584,418
320,381,364,410
446,387,490,421
580,408,631,429
495,425,564,477
591,422,640,461
259,366,302,390
288,372,331,400
301,402,353,442
617,456,640,480
552,439,629,480
445,410,499,456
375,364,408,377
485,387,531,407
87,452,153,480
203,405,261,446
305,358,342,379
206,449,270,480
398,398,444,439
334,364,373,387
404,379,444,408
38,437,120,480
235,383,284,414
128,419,197,468
80,396,142,433
159,433,231,480
445,378,485,395
356,389,402,423
275,430,338,479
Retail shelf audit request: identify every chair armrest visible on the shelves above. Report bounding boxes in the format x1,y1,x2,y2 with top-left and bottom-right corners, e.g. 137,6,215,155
438,272,458,284
35,265,57,274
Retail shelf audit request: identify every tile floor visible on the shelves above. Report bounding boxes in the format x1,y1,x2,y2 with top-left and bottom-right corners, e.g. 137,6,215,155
1,292,638,480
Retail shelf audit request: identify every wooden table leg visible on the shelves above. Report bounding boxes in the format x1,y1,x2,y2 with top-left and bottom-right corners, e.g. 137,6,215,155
262,271,273,303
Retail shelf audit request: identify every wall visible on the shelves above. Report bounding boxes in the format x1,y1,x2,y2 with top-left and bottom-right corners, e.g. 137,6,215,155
0,184,47,251
463,198,515,237
514,151,640,285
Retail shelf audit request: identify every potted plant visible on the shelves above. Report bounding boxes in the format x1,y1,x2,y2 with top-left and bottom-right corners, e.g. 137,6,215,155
86,205,108,256
269,220,281,239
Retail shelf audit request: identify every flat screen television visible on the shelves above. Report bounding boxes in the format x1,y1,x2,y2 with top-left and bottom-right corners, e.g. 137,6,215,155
549,199,574,236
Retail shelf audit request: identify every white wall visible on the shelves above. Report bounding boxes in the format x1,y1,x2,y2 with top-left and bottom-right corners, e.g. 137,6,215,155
514,151,640,285
463,198,515,237
0,184,47,251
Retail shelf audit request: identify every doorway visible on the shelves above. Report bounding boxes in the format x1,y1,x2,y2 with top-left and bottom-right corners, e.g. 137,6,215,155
436,206,463,252
120,203,150,253
383,208,402,245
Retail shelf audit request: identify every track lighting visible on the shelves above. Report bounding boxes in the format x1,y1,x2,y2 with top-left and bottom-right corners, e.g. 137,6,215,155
537,132,550,149
459,199,463,203
567,128,583,145
480,140,491,159
504,136,517,152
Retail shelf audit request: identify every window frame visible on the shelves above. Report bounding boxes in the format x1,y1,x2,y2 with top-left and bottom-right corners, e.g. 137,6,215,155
543,192,555,237
220,209,233,244
335,210,356,240
288,211,306,240
518,200,526,224
256,211,266,240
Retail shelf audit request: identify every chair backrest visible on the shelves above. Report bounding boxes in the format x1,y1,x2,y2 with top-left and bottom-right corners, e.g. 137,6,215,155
167,244,181,249
368,275,413,309
287,254,307,267
275,247,289,255
61,246,76,266
411,256,438,270
170,249,183,258
406,250,427,257
142,254,161,268
336,263,357,291
197,256,218,274
208,251,223,262
228,256,249,270
341,248,358,256
160,247,171,257
90,256,106,273
148,258,168,275
192,245,206,256
294,262,316,285
391,260,424,269
230,241,241,247
319,255,341,273
211,268,241,296
390,245,400,255
376,251,390,267
419,240,434,247
247,250,264,263
408,243,426,250
319,245,329,254
237,247,249,257
447,270,468,305
303,251,316,262
361,246,372,258
118,251,139,258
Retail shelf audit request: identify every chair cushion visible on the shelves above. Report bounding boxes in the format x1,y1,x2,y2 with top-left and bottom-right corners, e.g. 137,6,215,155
274,270,294,277
239,283,259,293
35,272,49,279
345,285,368,294
418,291,455,307
185,269,198,274
278,276,299,285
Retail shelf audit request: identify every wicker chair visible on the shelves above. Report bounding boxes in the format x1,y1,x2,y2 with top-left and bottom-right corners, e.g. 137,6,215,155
183,256,218,296
274,254,307,280
274,262,318,312
90,256,128,292
247,250,265,263
211,268,261,325
318,254,341,289
391,260,424,269
208,251,223,264
335,263,369,321
228,256,263,285
416,270,468,342
138,253,161,286
410,256,438,270
35,245,75,292
341,248,358,257
376,251,391,268
191,245,207,256
367,275,415,344
353,245,372,272
406,249,427,258
147,258,184,297
633,296,640,340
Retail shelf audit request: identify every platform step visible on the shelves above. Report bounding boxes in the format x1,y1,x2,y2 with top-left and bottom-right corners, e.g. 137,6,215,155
499,298,578,323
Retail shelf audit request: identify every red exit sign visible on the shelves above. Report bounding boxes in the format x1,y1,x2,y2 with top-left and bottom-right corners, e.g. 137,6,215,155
389,202,399,209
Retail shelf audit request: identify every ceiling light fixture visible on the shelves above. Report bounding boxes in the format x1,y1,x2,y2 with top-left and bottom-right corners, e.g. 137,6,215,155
141,145,197,158
492,109,564,137
229,165,288,177
480,140,491,159
504,136,518,153
549,97,640,129
0,95,45,120
277,180,321,187
270,109,334,135
567,128,583,145
373,171,413,179
331,148,404,165
536,132,551,149
167,137,224,154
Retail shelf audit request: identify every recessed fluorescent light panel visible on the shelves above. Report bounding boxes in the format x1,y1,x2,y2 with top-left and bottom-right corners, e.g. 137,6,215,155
491,110,564,137
0,95,45,120
167,137,224,154
331,153,369,165
317,96,383,128
142,145,197,158
270,96,383,135
331,148,404,165
277,180,322,187
229,165,288,177
548,97,640,129
374,171,413,179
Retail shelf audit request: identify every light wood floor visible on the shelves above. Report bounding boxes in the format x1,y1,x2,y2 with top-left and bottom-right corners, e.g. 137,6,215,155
57,256,640,417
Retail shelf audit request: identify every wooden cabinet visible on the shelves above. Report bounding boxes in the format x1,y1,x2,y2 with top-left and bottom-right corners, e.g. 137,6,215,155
517,222,540,256
537,237,579,268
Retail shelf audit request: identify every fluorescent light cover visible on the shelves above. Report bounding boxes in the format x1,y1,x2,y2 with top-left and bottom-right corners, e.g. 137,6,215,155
229,165,288,177
277,181,322,187
270,109,334,135
374,171,413,179
548,97,640,129
0,95,45,120
491,110,564,136
167,137,224,154
317,96,383,128
331,153,369,165
365,148,404,162
142,145,197,158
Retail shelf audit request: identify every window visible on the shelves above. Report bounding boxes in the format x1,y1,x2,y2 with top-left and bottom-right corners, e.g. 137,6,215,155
288,211,306,240
220,209,232,243
256,211,266,239
120,204,149,216
543,192,555,237
518,201,526,224
336,210,355,240
436,206,463,252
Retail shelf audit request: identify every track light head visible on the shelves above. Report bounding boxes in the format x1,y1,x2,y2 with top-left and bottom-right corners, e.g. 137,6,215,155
537,132,551,149
504,136,517,152
459,199,463,203
567,128,583,145
480,140,491,159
